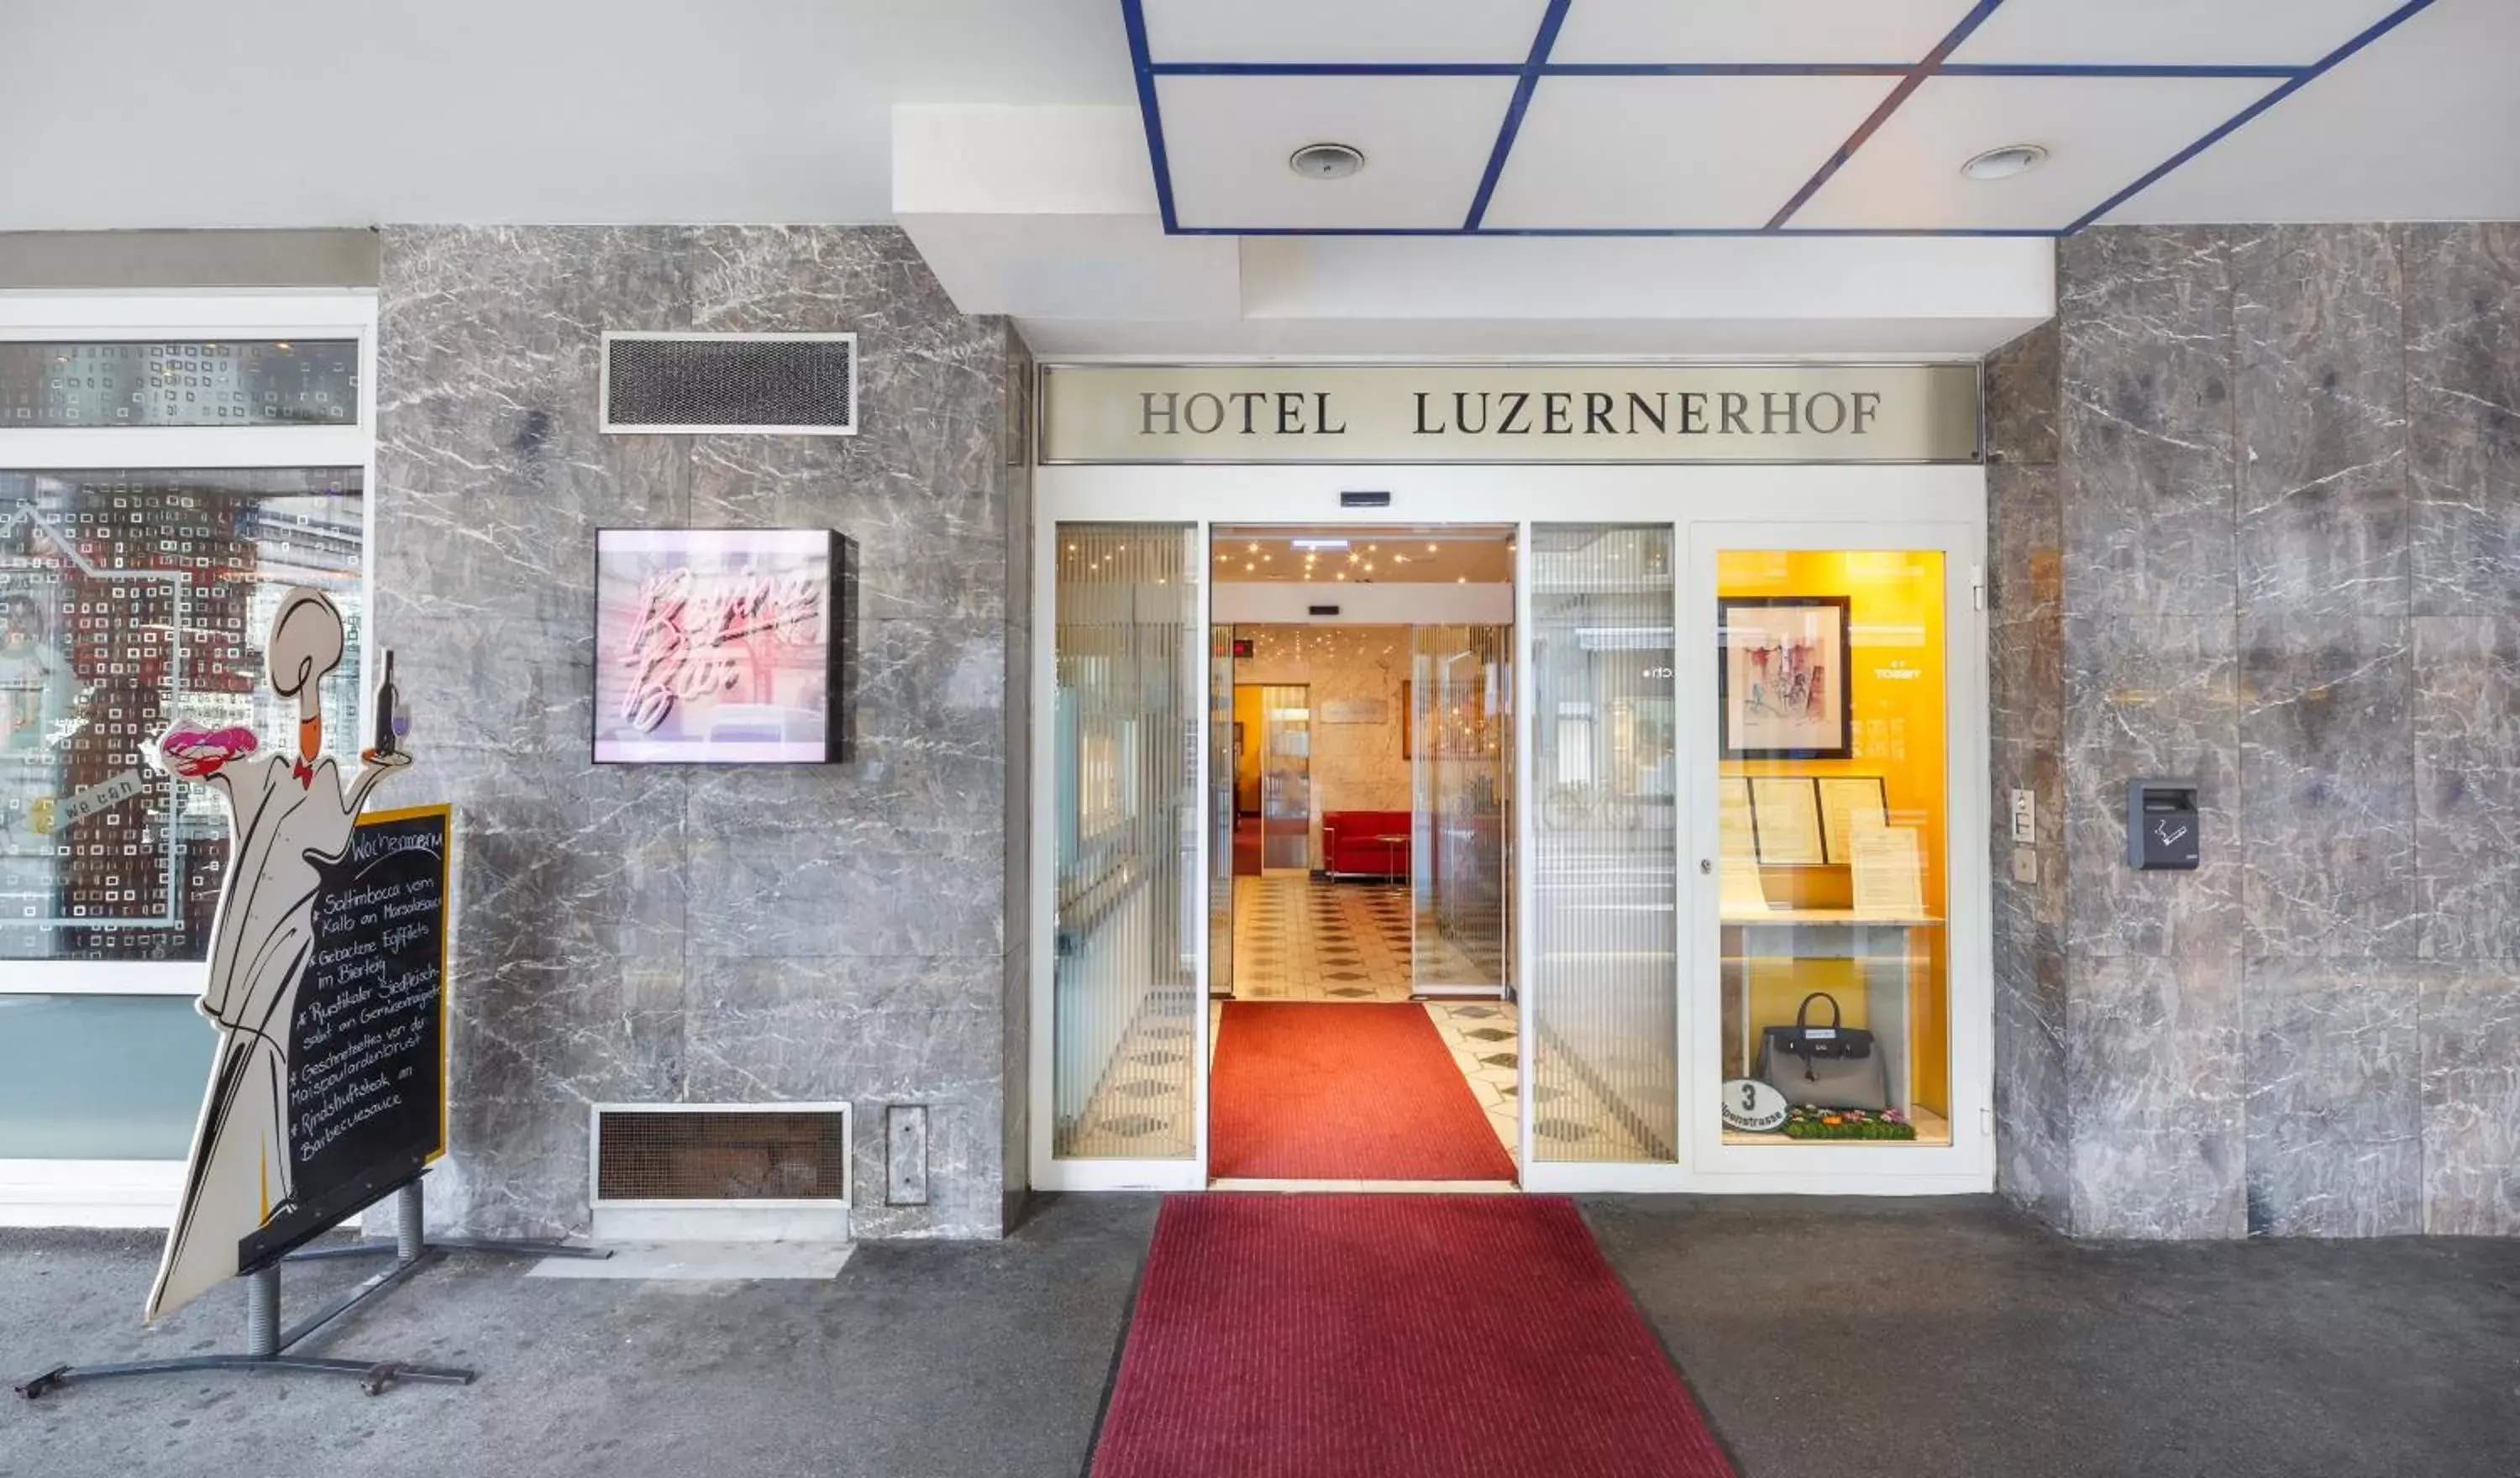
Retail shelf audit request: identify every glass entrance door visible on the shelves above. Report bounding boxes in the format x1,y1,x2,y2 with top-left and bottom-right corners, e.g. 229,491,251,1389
1523,525,1681,1169
1209,625,1235,999
1257,685,1310,873
1047,523,1202,1171
1410,624,1510,996
1689,527,1977,1174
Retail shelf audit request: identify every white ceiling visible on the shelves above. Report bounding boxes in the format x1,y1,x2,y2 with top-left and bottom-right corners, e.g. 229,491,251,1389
1793,75,2281,232
0,0,2511,233
0,0,1132,231
1131,0,2520,235
1485,76,1897,230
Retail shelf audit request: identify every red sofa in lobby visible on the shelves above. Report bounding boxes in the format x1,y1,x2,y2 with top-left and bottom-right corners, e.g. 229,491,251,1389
1320,810,1412,880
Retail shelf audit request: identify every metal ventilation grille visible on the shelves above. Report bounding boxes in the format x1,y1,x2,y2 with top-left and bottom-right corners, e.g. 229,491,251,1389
594,1106,852,1203
601,332,857,435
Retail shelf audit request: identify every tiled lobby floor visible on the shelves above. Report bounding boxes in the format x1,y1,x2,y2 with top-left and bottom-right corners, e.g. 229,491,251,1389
1226,874,1414,1001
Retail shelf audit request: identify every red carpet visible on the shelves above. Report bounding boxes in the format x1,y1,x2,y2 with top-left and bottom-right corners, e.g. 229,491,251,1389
1091,1195,1736,1478
1232,817,1263,876
1209,1002,1516,1182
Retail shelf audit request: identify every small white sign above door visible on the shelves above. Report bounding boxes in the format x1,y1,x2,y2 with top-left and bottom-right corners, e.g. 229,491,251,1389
1317,700,1389,725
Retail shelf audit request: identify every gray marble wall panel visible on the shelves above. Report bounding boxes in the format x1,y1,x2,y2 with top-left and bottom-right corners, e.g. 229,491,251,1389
2420,962,2520,1234
2400,224,2520,616
1985,319,2058,468
2232,225,2408,618
2243,959,2423,1238
2067,953,2246,1239
2411,616,2520,960
2057,228,2237,621
1987,448,2071,1224
1995,224,2520,1239
2238,614,2418,958
376,225,1026,1240
2061,615,2243,964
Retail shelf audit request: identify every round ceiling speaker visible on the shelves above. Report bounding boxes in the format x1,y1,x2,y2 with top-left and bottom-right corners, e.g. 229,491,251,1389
1289,142,1367,181
1961,144,2049,181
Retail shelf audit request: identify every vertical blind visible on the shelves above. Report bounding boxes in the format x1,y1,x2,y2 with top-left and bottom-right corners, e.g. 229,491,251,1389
1050,524,1200,1161
1527,525,1680,1163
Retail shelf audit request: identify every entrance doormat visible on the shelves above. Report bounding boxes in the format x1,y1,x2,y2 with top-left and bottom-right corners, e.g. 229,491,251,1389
1090,1194,1736,1478
1209,1002,1516,1181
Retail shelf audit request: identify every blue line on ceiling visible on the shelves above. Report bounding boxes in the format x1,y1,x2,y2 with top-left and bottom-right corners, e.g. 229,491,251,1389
1168,225,2066,238
1462,0,1575,231
1937,62,2307,78
1764,0,2009,230
2065,0,2442,232
1142,60,2311,80
1120,0,1179,233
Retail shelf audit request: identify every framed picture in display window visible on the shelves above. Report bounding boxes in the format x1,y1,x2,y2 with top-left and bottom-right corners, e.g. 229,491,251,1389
1816,775,1890,865
1719,595,1853,760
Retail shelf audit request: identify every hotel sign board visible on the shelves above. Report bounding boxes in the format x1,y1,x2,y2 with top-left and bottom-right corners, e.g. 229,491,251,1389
1038,364,1981,465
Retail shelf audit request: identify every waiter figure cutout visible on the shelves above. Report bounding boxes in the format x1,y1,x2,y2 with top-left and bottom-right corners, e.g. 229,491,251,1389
144,588,410,1322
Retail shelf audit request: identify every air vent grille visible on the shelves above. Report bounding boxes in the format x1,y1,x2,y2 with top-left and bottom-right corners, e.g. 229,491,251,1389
593,1104,852,1203
601,332,857,435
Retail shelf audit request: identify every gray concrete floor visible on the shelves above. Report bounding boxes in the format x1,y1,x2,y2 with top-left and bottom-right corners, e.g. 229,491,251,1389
3,1194,2517,1478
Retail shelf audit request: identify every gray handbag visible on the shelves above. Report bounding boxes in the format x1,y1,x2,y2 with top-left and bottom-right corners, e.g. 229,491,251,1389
1756,992,1889,1111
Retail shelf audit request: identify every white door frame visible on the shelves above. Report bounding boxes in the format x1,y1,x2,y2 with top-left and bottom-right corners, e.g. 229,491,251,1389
1030,463,1991,1196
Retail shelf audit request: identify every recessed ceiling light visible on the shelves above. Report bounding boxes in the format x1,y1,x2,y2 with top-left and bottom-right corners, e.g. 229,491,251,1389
1291,538,1350,550
1289,142,1366,181
1961,144,2048,181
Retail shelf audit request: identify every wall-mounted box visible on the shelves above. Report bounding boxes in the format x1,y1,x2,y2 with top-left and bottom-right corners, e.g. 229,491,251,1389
2127,780,2200,871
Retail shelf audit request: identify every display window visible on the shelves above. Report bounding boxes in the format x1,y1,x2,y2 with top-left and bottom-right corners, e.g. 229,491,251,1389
1712,549,1951,1146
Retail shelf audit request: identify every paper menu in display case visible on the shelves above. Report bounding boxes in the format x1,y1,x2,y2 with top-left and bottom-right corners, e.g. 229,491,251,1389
1721,857,1772,913
1748,776,1824,865
1718,775,1756,862
1816,775,1889,864
1850,824,1927,914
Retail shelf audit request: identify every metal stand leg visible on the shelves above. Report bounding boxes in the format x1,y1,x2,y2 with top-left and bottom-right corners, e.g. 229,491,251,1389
15,1171,609,1400
13,1254,475,1400
244,1266,280,1359
396,1181,424,1262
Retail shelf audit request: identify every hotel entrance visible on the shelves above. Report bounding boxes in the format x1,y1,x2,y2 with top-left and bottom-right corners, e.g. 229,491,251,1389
1027,365,1992,1198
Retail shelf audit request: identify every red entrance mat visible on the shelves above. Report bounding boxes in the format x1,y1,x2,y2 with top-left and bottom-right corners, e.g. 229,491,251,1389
1209,1001,1516,1182
1091,1194,1737,1478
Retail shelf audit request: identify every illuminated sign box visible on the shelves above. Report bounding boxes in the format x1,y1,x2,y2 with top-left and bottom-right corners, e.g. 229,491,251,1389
592,527,857,765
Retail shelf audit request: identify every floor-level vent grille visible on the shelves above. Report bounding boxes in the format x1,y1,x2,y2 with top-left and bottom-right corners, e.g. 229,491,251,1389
600,332,857,434
592,1103,853,1205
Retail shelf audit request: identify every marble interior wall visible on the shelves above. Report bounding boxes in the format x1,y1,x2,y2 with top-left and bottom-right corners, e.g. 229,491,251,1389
374,226,1028,1240
1985,319,2071,1229
1233,624,1415,865
1987,223,2520,1238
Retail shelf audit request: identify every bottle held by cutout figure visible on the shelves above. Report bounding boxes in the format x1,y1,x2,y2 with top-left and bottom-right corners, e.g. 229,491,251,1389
373,649,399,757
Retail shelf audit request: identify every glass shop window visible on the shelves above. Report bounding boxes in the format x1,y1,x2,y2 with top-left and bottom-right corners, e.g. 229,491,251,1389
1713,549,1952,1147
0,466,366,962
0,328,367,1166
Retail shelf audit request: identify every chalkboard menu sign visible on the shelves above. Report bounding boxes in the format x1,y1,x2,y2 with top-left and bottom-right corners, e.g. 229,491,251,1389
240,804,451,1271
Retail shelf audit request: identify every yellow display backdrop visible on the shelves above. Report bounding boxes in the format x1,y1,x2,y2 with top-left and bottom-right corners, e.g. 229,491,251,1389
1718,549,1950,1129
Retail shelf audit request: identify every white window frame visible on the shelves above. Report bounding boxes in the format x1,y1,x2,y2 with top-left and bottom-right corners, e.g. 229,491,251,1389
0,290,378,1223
